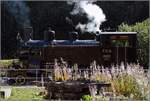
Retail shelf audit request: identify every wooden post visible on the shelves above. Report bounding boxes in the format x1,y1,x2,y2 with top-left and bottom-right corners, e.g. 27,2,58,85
41,74,44,87
36,68,38,86
117,46,119,65
125,46,127,66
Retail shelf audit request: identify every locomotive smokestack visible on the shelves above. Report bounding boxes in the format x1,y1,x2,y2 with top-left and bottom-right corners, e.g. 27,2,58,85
44,27,55,41
69,31,79,41
23,27,33,41
95,31,100,40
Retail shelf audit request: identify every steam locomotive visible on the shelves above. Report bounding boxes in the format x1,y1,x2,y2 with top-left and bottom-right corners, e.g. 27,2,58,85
19,27,137,69
5,27,137,85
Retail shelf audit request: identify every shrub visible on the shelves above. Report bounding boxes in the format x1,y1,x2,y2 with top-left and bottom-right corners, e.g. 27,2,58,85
82,95,93,101
112,74,142,99
82,95,109,101
118,18,149,68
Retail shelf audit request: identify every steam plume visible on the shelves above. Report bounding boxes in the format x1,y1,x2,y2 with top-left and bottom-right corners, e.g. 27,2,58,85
68,0,106,33
5,1,30,27
65,17,75,27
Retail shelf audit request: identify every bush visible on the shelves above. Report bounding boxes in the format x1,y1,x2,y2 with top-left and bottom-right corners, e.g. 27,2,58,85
118,19,149,68
82,95,93,101
112,74,142,99
82,95,109,101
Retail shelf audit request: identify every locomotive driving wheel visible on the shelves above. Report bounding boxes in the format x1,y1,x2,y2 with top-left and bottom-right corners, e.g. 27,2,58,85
15,75,26,85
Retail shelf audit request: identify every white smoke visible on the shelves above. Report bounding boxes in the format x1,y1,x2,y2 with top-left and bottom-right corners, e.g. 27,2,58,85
5,1,30,27
68,0,106,33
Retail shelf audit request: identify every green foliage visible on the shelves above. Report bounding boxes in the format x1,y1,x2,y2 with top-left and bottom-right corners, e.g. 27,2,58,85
112,40,129,47
82,95,109,101
7,87,46,101
94,96,109,101
0,59,19,67
118,19,149,67
112,74,143,99
82,95,93,101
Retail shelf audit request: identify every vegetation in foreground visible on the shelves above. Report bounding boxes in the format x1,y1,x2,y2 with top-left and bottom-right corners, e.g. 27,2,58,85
52,59,150,100
5,87,45,101
0,59,19,68
0,59,150,100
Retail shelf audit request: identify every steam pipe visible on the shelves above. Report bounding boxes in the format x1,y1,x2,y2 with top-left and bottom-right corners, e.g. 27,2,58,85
95,31,102,46
44,27,55,41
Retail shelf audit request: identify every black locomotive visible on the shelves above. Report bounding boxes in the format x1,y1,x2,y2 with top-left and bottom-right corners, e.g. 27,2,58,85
19,27,137,68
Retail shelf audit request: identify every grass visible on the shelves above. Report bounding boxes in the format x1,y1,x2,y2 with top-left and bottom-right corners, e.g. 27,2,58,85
0,59,19,68
6,86,46,101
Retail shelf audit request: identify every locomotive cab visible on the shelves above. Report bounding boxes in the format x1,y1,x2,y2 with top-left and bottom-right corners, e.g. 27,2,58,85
99,32,137,66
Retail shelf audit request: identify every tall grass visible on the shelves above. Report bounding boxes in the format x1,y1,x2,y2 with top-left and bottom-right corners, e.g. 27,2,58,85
52,59,150,100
